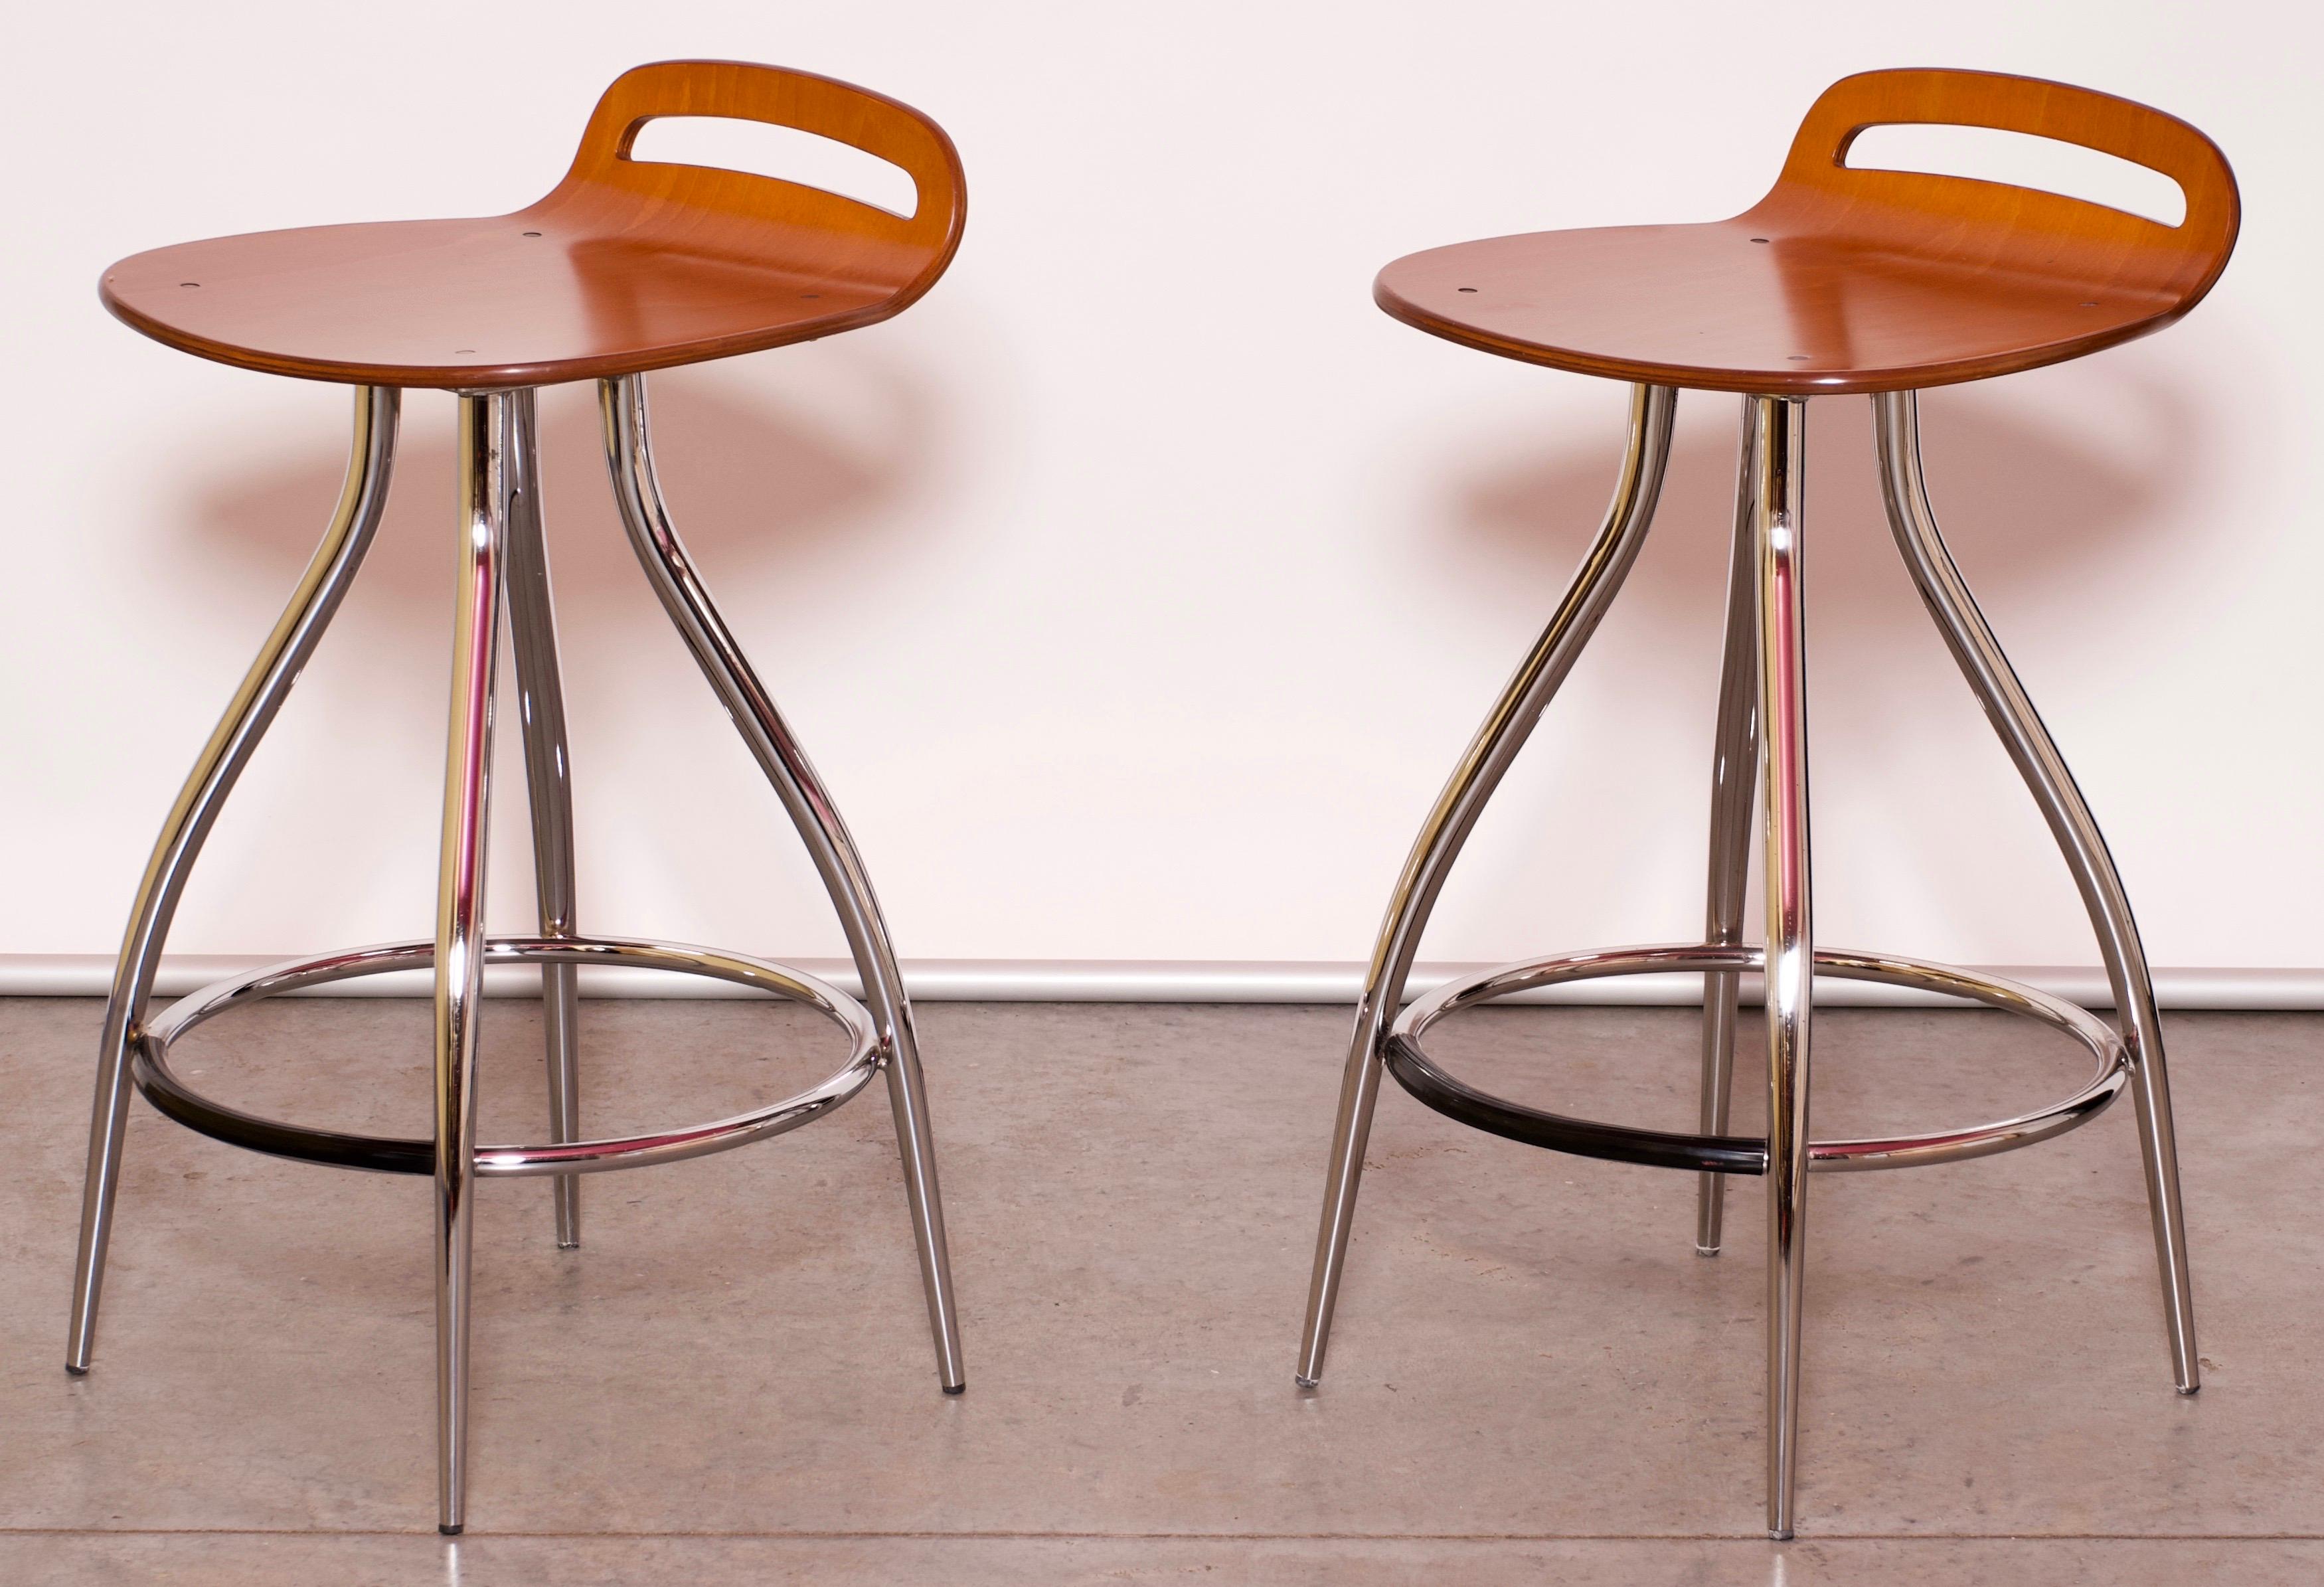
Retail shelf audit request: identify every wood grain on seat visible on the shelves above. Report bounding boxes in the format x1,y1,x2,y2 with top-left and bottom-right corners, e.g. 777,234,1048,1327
1375,68,2238,394
100,60,966,388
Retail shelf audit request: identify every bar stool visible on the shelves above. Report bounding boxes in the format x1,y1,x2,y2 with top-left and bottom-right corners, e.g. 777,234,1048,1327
66,60,968,1533
1295,68,2236,1539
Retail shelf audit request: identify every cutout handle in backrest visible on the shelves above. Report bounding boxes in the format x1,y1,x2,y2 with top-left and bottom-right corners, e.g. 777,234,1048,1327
626,116,922,218
1842,122,2187,226
1780,68,2236,264
561,60,965,264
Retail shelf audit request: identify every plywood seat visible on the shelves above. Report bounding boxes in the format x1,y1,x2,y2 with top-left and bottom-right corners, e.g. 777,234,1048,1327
99,60,964,388
1376,69,2237,394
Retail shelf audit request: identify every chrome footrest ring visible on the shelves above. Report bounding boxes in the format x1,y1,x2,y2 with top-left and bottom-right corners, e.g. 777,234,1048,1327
1385,942,2129,1175
131,935,883,1178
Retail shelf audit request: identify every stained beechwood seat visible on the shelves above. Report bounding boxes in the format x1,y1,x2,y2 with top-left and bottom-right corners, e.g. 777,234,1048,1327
68,61,969,1534
1295,69,2237,1539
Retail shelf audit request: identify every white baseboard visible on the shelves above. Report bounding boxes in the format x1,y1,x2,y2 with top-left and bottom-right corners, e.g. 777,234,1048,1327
0,955,2316,1009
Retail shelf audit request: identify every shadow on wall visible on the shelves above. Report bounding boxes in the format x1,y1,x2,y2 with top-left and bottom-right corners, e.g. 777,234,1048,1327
175,353,944,645
1446,370,2199,659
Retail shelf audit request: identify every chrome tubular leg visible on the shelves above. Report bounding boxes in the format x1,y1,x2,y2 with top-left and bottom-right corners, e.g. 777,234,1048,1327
600,374,966,1393
66,386,400,1375
1872,389,2197,1394
1295,384,1679,1388
503,389,583,1249
1753,394,1812,1541
1694,400,1762,1256
436,392,511,1535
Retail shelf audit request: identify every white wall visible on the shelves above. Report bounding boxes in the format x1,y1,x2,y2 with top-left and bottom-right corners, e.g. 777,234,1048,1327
2,2,2316,981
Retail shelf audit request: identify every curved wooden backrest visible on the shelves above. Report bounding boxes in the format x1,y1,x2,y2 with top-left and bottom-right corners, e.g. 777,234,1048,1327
537,59,966,299
1758,68,2238,307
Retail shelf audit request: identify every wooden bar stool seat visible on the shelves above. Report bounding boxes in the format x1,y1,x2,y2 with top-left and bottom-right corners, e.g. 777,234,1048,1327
1297,68,2238,1541
1376,69,2234,394
100,60,962,390
67,60,968,1536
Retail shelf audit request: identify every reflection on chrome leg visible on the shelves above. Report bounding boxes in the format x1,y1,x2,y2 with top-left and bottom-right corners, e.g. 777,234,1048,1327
1294,383,1679,1387
602,374,966,1392
1695,398,1762,1256
435,391,512,1535
66,386,399,1375
503,388,584,1249
1873,388,2197,1393
1752,394,1812,1542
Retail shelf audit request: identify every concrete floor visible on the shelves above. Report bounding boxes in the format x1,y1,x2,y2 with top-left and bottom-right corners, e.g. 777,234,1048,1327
1,995,2317,1584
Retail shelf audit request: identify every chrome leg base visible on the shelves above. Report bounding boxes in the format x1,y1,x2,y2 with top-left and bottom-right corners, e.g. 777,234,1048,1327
1295,383,1680,1390
1305,384,2198,1538
1387,944,2129,1175
66,386,400,1375
434,388,511,1535
1694,400,1762,1260
503,387,586,1252
129,936,882,1177
604,373,965,1394
1874,388,2197,1394
69,373,969,1529
1753,393,1811,1542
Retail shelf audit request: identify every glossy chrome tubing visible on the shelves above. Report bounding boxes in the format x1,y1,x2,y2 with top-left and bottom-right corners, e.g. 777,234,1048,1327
65,386,400,1375
1294,383,1678,1388
1391,942,2127,1172
1753,394,1811,1541
137,934,883,1177
600,373,965,1394
1695,401,1763,1255
502,388,584,1248
436,392,511,1535
1872,389,2197,1394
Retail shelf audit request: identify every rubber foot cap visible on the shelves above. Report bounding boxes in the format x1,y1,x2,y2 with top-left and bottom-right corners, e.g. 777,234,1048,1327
64,1364,89,1377
439,1525,463,1537
944,1383,967,1396
1294,1376,1319,1390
